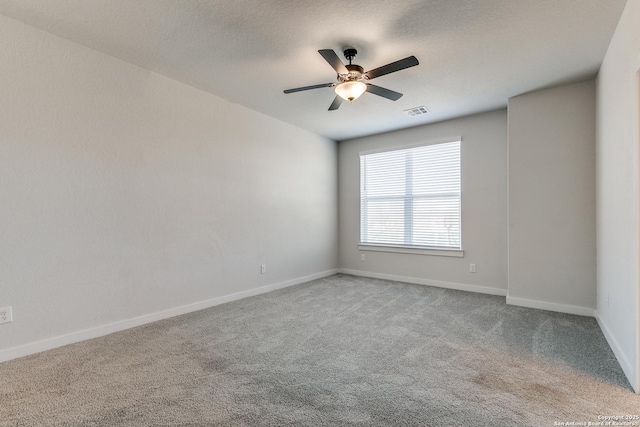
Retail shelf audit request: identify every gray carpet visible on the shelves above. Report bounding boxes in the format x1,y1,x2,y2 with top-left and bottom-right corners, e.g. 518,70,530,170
1,274,638,426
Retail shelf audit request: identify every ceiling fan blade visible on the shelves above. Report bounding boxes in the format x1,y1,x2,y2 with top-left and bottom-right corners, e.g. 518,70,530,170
366,84,403,101
283,83,335,94
318,49,349,74
328,96,343,111
365,56,419,80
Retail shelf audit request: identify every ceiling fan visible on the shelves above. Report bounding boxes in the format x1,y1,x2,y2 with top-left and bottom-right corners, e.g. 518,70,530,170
283,48,419,111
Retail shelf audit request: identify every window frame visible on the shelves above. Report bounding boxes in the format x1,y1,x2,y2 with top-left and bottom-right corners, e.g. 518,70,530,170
358,137,464,258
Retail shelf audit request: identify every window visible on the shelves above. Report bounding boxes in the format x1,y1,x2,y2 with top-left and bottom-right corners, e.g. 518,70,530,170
360,139,461,252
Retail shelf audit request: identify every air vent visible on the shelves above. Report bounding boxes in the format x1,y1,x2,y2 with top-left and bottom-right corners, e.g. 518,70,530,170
404,106,430,117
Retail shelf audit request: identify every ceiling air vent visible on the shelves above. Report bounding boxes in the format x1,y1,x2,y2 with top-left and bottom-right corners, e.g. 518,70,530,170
404,106,430,117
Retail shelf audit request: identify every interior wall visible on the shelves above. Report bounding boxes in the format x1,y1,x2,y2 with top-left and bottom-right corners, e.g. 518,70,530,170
0,15,338,356
596,0,640,393
507,80,596,315
338,110,508,294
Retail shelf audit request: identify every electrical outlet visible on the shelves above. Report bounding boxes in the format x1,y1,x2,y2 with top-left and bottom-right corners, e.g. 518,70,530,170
260,264,266,274
360,254,366,262
469,264,477,273
0,306,13,325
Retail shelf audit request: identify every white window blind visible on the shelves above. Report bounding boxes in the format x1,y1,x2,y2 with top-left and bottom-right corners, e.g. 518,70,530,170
360,140,461,250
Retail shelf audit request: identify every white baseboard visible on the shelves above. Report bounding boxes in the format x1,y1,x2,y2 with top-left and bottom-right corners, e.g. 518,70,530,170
506,296,595,317
338,268,508,296
0,269,337,364
595,312,638,393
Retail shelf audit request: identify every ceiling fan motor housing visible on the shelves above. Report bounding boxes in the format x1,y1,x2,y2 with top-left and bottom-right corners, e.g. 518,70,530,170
338,64,365,83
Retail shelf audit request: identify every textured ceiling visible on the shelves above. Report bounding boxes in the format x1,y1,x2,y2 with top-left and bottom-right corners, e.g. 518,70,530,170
0,0,628,141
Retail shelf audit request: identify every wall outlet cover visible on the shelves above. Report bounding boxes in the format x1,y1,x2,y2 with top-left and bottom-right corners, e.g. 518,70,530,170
0,306,13,324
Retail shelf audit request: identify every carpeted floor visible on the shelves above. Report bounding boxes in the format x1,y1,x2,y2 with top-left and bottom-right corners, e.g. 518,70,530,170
1,274,638,426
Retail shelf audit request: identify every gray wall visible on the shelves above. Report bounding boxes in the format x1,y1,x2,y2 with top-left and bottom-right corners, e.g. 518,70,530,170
507,80,596,313
596,0,640,392
338,110,508,294
0,15,337,355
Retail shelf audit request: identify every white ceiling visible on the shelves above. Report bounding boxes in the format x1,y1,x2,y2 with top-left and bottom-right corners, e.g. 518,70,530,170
0,0,627,141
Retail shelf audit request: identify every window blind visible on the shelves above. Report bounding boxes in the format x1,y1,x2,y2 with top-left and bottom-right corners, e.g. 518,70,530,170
360,140,461,250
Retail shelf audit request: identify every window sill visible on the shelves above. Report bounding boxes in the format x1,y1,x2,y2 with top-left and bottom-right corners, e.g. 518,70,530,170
358,244,464,258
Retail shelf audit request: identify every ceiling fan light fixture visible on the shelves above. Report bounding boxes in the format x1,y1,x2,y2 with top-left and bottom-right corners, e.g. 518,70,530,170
335,81,367,101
